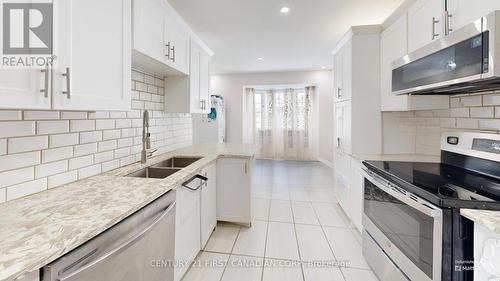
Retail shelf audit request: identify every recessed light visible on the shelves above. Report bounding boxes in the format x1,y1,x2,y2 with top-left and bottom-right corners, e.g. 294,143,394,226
280,6,290,14
321,66,327,69
257,57,264,61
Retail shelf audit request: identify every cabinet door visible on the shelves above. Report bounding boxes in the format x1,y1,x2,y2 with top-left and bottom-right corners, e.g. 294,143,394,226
199,50,211,113
447,0,500,32
339,42,352,101
174,186,201,281
334,150,351,214
408,0,444,53
189,41,202,113
342,101,352,155
0,69,51,109
216,158,251,225
334,102,344,151
350,159,364,232
53,0,131,111
381,15,409,111
333,52,343,103
201,163,217,249
133,0,165,62
164,16,189,75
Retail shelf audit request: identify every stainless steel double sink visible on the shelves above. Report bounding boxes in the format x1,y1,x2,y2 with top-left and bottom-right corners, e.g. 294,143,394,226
126,157,202,179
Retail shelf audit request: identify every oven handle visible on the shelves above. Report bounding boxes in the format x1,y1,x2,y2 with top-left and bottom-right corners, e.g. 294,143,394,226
363,169,442,218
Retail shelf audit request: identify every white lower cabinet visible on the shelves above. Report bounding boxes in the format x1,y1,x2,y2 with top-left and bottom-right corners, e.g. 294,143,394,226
216,157,252,225
349,158,365,232
200,163,217,249
0,69,51,110
174,184,201,281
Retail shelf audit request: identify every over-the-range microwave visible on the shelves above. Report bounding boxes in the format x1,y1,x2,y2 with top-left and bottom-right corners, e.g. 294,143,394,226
392,10,500,95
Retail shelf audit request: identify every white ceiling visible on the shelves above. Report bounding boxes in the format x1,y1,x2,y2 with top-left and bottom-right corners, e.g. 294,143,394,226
168,0,404,74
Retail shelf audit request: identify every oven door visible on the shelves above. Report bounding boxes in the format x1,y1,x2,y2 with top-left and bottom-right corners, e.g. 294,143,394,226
362,170,443,281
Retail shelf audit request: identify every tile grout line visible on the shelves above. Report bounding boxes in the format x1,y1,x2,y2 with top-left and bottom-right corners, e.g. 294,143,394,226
311,199,348,281
289,197,307,281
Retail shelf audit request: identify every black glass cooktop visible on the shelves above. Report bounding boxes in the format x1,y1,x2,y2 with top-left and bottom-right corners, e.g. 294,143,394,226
363,159,500,210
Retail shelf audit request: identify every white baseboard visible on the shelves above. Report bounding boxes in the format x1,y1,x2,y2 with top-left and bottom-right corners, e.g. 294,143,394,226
317,157,334,169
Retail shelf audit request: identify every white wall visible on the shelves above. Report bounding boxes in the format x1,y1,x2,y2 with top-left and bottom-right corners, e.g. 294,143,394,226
211,70,334,163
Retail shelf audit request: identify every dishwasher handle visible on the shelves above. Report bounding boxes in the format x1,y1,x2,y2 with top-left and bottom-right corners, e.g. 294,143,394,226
182,174,207,191
58,201,176,281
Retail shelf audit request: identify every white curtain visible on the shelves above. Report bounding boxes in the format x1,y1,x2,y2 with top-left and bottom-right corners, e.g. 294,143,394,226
252,86,314,160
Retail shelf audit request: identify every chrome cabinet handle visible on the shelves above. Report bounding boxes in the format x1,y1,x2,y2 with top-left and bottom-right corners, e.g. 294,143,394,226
171,45,175,62
445,12,453,35
40,64,49,98
165,42,171,59
337,87,342,98
62,67,71,99
337,137,341,147
432,17,440,40
58,201,176,280
200,100,204,110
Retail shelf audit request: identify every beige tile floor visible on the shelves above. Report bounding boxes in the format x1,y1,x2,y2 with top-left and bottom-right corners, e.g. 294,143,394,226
182,160,379,281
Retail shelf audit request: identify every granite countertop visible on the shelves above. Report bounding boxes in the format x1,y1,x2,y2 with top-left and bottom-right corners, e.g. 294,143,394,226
0,143,257,281
461,209,500,235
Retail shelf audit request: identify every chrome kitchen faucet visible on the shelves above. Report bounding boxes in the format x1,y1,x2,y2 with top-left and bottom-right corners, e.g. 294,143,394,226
141,110,157,164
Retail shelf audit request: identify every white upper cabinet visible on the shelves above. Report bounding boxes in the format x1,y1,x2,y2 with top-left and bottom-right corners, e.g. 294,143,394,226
165,39,212,114
447,0,500,32
333,41,352,103
407,0,445,53
380,15,449,111
53,0,131,111
132,0,189,75
164,15,190,74
0,68,51,110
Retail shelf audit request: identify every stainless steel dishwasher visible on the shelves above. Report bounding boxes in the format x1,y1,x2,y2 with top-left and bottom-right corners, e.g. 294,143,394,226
43,190,176,281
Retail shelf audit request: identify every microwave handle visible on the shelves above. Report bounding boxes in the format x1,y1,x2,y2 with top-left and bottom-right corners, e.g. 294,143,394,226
363,169,442,218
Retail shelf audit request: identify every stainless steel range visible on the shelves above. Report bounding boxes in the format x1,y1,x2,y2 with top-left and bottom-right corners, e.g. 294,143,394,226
362,132,500,281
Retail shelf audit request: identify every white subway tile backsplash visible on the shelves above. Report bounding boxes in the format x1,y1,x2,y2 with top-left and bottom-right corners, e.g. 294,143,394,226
483,94,500,106
8,136,48,154
61,111,88,120
0,167,34,188
0,121,35,138
109,112,127,119
479,119,500,130
0,139,6,155
70,120,95,132
450,108,470,118
460,95,482,107
89,111,110,119
69,155,94,170
49,133,79,148
102,129,121,140
48,170,78,189
96,119,115,130
74,143,98,157
94,151,114,163
24,111,60,120
78,164,101,180
115,119,131,129
6,178,47,200
42,147,73,163
80,131,103,144
98,140,118,152
0,110,22,120
0,72,192,204
37,120,69,135
0,152,40,172
102,159,120,172
35,160,68,178
470,107,495,118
